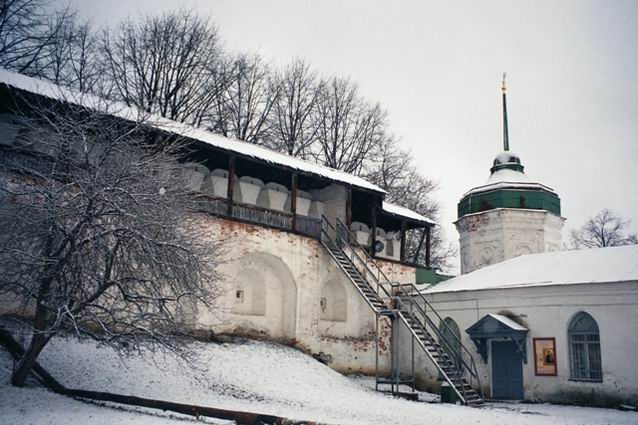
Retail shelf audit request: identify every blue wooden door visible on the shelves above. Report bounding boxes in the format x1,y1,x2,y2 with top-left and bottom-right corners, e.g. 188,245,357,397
492,340,524,399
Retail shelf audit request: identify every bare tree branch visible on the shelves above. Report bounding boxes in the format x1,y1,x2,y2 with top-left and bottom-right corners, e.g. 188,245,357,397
569,209,638,249
268,59,323,158
101,9,225,126
0,91,223,387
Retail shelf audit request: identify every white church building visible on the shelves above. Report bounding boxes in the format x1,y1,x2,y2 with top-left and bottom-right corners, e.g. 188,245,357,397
1,69,636,408
400,79,638,407
416,245,638,405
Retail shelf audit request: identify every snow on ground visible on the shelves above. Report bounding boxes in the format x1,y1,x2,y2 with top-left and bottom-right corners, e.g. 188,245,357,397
1,326,637,425
0,350,230,425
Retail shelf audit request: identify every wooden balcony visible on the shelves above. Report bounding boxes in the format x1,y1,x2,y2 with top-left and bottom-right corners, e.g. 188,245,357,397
194,194,322,239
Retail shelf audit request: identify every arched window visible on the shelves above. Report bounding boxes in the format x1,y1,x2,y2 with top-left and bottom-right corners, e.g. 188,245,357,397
440,317,463,371
568,312,602,381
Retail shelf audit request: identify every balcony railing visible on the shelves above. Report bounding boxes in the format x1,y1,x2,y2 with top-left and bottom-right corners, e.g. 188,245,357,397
194,194,322,239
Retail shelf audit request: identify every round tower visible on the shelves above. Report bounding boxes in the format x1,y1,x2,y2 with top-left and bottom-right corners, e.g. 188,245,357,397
455,76,564,274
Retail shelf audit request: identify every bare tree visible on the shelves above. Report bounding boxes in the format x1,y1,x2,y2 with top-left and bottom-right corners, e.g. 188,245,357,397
35,13,101,94
0,95,222,387
268,59,323,158
312,77,387,174
208,53,279,144
569,209,638,249
364,138,456,271
101,10,225,125
0,0,73,74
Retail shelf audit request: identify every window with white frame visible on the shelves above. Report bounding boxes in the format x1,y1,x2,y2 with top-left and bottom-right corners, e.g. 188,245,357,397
568,312,602,382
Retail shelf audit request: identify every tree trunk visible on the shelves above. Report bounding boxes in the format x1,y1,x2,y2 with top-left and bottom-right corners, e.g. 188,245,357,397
11,270,55,387
11,330,52,387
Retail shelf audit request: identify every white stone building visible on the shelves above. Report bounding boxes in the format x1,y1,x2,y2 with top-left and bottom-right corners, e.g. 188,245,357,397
3,69,636,408
0,69,433,379
396,80,638,407
455,153,565,274
407,245,638,405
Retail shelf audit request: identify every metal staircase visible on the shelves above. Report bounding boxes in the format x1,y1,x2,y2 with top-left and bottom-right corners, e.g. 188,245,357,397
320,216,484,406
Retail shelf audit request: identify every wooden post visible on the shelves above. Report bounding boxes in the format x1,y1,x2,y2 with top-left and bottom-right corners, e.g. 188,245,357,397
226,155,235,216
345,186,352,226
425,226,431,268
290,172,298,231
414,226,426,265
370,207,377,257
399,220,407,263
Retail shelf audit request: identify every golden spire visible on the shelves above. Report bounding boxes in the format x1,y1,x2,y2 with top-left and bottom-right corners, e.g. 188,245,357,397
502,72,507,93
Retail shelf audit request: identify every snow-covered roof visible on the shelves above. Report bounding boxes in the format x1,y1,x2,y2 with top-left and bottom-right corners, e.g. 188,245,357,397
486,168,529,184
424,245,638,294
381,201,435,225
0,69,384,194
463,168,556,197
488,314,528,331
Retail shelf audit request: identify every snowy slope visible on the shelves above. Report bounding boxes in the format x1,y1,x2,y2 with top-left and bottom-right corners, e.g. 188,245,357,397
2,327,637,425
0,350,229,425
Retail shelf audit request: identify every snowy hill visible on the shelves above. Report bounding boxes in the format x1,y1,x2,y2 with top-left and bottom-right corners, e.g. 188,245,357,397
1,328,637,425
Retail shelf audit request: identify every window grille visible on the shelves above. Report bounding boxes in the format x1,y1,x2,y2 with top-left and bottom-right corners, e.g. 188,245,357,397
568,312,602,381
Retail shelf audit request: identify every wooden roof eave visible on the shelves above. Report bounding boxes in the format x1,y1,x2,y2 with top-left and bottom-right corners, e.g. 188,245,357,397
378,209,435,230
181,137,386,197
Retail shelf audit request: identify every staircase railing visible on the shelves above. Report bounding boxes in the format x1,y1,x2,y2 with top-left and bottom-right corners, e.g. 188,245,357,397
320,216,392,303
394,307,470,402
393,283,484,401
320,215,483,404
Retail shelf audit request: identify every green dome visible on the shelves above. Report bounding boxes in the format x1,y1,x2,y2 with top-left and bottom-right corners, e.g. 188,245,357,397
457,152,561,219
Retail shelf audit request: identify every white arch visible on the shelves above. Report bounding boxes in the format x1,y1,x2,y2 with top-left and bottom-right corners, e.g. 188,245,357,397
230,252,298,339
320,279,347,322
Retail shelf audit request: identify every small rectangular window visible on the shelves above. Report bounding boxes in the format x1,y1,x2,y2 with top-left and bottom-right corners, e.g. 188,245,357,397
320,297,327,311
235,290,244,303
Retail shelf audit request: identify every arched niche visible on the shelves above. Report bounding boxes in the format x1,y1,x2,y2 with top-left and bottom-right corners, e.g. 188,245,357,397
320,279,347,322
230,252,297,339
231,268,266,316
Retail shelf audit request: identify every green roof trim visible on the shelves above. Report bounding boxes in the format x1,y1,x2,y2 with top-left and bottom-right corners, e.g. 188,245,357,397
457,188,561,218
416,268,453,285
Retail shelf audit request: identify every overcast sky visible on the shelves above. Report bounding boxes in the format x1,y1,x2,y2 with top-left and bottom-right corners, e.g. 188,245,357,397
64,0,638,270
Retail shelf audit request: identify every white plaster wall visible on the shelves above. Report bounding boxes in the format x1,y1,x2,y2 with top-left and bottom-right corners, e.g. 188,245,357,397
310,184,347,224
456,208,565,274
399,282,638,405
194,215,392,375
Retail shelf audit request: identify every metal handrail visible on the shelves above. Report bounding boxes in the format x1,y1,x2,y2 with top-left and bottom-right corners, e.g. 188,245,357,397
320,216,391,313
395,307,471,403
335,217,393,286
393,284,477,367
321,216,392,300
392,283,484,399
320,215,483,403
400,295,475,377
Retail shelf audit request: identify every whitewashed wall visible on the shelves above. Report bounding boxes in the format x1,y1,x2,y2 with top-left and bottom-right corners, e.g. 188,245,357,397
194,214,397,375
397,282,638,405
310,184,347,224
456,208,565,274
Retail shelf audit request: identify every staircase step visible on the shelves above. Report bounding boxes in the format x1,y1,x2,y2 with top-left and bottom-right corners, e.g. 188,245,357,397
324,237,485,407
